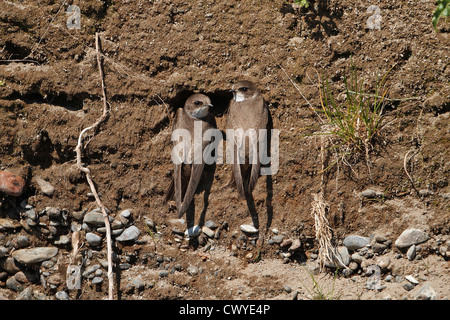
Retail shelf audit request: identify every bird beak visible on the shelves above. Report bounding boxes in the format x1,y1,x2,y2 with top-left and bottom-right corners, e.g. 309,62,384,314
206,104,213,108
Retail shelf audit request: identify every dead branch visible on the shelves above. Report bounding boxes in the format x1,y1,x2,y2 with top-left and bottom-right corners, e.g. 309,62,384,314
311,192,348,271
74,32,113,300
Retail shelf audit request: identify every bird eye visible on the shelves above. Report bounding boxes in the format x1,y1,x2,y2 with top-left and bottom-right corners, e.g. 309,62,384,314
240,87,248,92
194,101,201,105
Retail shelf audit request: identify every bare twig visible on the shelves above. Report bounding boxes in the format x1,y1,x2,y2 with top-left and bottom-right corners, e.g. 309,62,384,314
74,32,113,300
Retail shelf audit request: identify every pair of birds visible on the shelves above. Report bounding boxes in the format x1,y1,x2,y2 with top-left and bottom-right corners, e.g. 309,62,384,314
166,80,271,229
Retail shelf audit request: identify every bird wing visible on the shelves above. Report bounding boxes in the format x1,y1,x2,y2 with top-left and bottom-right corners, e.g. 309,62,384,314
247,99,269,194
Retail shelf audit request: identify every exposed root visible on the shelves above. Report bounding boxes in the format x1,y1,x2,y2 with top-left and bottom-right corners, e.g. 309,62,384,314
73,33,114,300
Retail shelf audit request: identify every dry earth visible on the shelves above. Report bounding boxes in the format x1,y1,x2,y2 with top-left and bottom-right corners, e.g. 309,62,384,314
0,0,449,301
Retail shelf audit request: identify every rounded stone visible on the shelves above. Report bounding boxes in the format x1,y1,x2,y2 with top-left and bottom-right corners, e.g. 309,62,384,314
343,235,370,251
395,229,429,249
116,225,140,242
12,247,58,265
240,224,258,234
86,233,102,246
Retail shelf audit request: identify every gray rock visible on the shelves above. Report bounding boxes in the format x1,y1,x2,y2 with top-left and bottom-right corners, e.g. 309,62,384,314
91,277,103,284
343,235,370,251
240,224,258,234
6,277,24,292
130,275,145,290
395,229,429,249
82,264,101,278
361,189,377,198
0,257,21,274
0,218,21,231
54,235,71,246
35,176,55,196
120,209,132,219
16,286,33,300
289,239,301,252
45,207,61,219
116,225,140,242
272,235,284,244
12,247,58,265
83,211,106,226
283,285,292,293
415,284,436,300
144,217,155,230
403,282,415,291
55,291,69,300
405,275,419,285
86,232,102,246
0,246,8,258
366,265,383,291
407,244,416,261
24,208,36,220
337,246,350,266
159,270,169,278
205,220,217,229
372,243,387,253
13,235,30,249
202,226,215,238
351,252,363,264
187,265,199,276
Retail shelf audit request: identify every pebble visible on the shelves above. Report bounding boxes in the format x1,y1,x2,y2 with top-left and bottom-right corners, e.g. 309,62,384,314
280,239,293,248
205,220,217,229
361,189,376,198
45,207,61,219
240,224,258,234
16,287,33,300
86,232,102,246
13,235,30,249
283,285,292,293
54,235,71,246
92,277,103,284
403,282,415,291
0,218,21,231
120,209,132,219
272,235,284,244
351,252,363,264
0,170,26,197
376,256,391,270
405,275,419,285
187,265,199,276
202,226,215,238
395,229,429,249
185,225,201,238
0,247,8,258
55,291,69,300
34,176,55,196
343,235,370,251
1,257,21,274
407,244,416,261
116,225,140,242
6,277,24,292
83,211,106,227
12,247,58,265
24,208,37,220
144,217,155,230
289,239,301,252
415,284,436,300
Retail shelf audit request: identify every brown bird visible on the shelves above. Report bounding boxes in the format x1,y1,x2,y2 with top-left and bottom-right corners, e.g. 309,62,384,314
227,80,269,198
226,80,271,229
165,94,217,224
